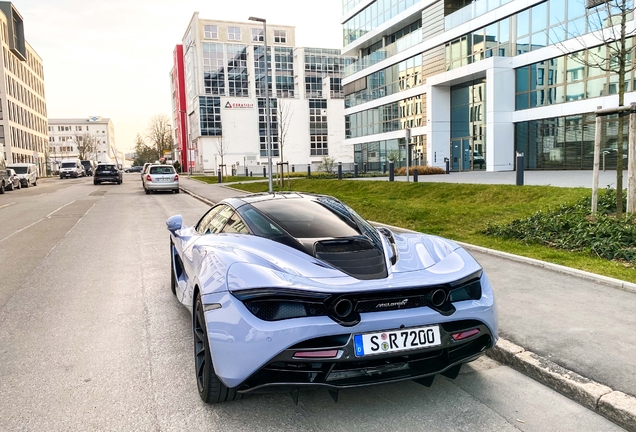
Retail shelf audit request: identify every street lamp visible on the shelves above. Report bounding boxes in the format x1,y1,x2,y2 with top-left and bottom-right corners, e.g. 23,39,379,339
248,16,273,194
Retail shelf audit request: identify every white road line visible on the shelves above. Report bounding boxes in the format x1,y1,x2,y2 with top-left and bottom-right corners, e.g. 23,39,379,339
0,200,76,244
0,202,16,210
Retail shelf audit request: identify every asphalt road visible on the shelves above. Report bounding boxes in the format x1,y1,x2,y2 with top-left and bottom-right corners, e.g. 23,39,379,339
0,175,625,431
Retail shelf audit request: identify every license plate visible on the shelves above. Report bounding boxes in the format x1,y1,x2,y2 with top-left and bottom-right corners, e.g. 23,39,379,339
158,178,171,182
353,325,441,357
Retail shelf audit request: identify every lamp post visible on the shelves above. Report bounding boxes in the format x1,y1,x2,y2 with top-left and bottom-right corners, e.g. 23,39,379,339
249,16,273,193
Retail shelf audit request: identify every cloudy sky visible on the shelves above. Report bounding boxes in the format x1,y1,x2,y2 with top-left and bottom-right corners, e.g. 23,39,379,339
15,0,344,152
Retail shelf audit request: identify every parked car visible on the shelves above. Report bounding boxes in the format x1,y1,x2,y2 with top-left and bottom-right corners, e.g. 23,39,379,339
93,163,122,185
125,166,143,173
0,155,8,194
7,163,37,187
5,168,21,191
144,165,179,194
81,160,97,176
59,159,85,178
166,192,498,403
473,151,485,169
141,162,153,180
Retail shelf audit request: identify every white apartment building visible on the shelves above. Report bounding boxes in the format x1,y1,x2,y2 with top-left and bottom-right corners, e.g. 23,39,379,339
47,117,121,171
177,14,353,174
0,2,48,177
342,0,636,171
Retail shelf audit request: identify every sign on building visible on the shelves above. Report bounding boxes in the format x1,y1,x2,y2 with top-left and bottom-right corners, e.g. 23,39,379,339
224,101,254,109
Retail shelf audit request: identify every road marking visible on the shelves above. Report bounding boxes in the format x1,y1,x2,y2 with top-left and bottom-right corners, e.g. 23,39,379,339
0,200,76,244
0,202,16,210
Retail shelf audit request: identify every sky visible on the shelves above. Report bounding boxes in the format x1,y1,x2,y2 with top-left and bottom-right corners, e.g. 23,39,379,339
15,0,344,152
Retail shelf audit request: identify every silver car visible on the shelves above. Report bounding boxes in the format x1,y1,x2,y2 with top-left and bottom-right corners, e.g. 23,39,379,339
144,165,179,194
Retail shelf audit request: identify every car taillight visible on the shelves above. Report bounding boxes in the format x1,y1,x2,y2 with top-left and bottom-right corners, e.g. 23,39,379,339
146,174,152,182
451,329,480,341
174,174,179,181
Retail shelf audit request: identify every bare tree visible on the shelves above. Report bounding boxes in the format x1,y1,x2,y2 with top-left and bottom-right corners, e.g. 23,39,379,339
146,114,174,161
276,99,293,163
212,136,230,176
555,0,636,215
74,132,97,160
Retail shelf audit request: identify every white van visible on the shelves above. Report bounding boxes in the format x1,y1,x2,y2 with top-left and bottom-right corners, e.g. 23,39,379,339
59,159,85,179
7,163,38,187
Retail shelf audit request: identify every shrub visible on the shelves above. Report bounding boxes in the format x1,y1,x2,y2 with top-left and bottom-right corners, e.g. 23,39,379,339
395,165,446,175
483,188,636,263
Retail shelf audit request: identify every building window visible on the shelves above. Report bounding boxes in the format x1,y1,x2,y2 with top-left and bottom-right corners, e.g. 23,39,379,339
275,47,294,98
274,30,286,44
226,44,249,97
199,96,222,136
251,28,264,42
228,26,241,41
309,99,328,156
254,46,272,97
203,43,226,96
204,25,218,39
76,125,82,131
258,98,279,157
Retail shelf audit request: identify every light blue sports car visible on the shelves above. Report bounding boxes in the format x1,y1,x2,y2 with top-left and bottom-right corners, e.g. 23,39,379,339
167,192,498,404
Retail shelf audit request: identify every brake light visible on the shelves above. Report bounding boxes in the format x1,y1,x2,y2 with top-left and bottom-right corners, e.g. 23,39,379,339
451,329,480,341
146,174,152,182
174,174,179,181
293,350,339,359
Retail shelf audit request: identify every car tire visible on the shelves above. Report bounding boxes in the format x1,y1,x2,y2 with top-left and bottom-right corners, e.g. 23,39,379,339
174,189,180,194
16,182,20,190
194,294,242,404
0,182,4,194
145,188,150,195
93,181,98,185
6,183,12,191
24,180,29,188
170,241,177,296
33,178,37,186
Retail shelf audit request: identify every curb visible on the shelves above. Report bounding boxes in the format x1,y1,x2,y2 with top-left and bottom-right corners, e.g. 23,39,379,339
488,339,636,432
179,187,216,206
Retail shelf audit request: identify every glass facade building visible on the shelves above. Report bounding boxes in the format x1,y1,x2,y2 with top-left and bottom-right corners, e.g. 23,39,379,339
342,0,636,171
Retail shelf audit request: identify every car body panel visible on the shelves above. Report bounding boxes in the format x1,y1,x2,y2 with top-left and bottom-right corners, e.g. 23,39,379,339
5,168,21,190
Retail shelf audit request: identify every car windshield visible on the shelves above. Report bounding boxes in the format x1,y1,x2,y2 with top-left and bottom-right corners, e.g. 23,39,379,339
10,166,27,174
97,165,116,171
81,162,91,167
149,166,175,174
61,162,76,168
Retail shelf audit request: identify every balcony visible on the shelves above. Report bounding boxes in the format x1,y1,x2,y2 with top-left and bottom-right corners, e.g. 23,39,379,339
344,31,423,77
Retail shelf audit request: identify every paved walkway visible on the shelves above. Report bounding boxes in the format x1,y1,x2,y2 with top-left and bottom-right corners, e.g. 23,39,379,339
178,175,636,400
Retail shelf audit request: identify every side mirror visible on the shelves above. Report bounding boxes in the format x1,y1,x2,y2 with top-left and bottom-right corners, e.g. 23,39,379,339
166,214,183,233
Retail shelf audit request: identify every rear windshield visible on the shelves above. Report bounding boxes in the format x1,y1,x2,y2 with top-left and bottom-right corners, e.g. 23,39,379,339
97,165,116,171
61,162,76,168
149,166,175,174
81,161,92,167
10,166,27,174
250,199,360,238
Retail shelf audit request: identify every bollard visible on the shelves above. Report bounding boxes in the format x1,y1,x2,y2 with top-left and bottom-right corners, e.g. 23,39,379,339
389,161,395,182
217,169,222,183
307,164,311,178
444,157,450,174
383,163,386,174
292,165,295,173
516,152,524,186
338,162,342,180
250,171,252,177
413,169,418,182
263,166,267,178
354,163,358,178
363,162,367,173
245,167,248,177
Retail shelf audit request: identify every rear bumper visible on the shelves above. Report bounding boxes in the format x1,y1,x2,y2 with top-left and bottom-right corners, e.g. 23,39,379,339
60,172,79,178
201,274,498,390
95,175,120,182
146,181,179,191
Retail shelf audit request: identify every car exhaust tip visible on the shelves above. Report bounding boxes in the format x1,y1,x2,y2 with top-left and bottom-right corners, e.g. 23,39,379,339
333,299,353,318
429,289,447,308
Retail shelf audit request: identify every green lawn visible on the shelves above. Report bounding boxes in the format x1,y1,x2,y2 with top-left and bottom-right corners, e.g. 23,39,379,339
192,175,267,184
229,179,636,283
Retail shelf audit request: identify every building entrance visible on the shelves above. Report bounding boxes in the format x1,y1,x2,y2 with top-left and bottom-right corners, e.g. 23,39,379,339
450,79,486,171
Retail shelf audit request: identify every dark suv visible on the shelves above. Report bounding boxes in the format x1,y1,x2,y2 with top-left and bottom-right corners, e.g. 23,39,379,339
94,163,123,185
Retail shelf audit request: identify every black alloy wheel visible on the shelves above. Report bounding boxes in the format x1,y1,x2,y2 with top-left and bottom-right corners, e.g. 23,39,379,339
193,294,241,404
0,182,4,194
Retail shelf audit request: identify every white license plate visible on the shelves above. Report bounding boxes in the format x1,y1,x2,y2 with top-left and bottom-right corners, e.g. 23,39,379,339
158,178,171,182
353,325,441,357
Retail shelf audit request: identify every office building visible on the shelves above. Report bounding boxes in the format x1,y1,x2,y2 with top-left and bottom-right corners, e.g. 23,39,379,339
0,2,48,176
47,117,121,170
176,14,353,174
341,0,636,171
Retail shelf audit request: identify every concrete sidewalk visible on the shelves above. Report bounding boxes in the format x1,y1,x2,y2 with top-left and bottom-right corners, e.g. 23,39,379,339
178,176,636,430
